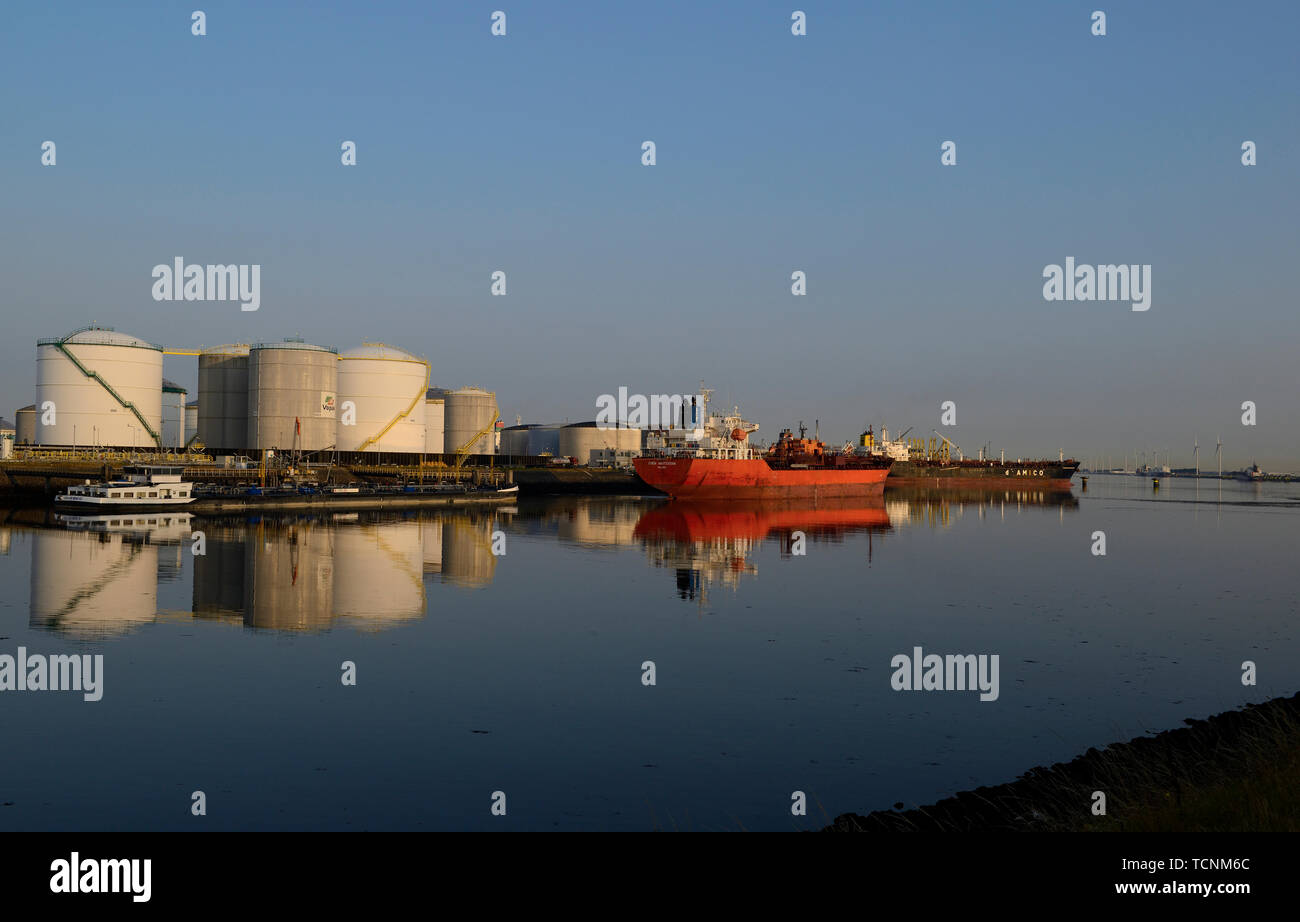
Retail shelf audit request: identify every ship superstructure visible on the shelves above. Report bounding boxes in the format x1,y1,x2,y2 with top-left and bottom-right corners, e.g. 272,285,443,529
635,393,892,499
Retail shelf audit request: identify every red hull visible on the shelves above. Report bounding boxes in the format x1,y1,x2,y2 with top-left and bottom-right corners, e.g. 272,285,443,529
634,498,891,542
633,457,890,499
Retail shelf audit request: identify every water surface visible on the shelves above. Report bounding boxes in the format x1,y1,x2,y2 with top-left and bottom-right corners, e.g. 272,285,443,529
1,475,1296,830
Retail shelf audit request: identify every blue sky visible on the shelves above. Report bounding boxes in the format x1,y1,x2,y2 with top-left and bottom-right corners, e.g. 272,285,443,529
3,1,1297,467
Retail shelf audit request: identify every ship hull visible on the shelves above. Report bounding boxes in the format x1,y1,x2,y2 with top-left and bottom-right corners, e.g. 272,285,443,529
886,460,1078,490
633,458,890,499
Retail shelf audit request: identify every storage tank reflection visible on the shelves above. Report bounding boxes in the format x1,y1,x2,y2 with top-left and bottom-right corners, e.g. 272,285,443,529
439,514,497,588
243,522,335,631
553,498,641,547
193,517,455,631
333,520,425,628
421,518,443,576
30,523,175,637
191,524,247,622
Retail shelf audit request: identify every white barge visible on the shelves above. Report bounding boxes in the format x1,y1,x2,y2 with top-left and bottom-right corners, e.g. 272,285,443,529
55,465,196,510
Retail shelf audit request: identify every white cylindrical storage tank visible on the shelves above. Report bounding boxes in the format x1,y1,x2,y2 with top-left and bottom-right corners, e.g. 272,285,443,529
336,344,428,453
247,341,338,452
559,421,642,465
197,344,250,453
444,387,498,456
424,389,445,454
36,327,163,448
184,400,199,448
15,405,36,444
161,379,187,450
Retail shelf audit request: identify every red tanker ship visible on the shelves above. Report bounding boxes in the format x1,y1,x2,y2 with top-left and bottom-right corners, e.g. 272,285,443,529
633,398,891,499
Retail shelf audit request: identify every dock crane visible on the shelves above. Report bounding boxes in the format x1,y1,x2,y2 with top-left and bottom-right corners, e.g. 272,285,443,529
933,429,963,461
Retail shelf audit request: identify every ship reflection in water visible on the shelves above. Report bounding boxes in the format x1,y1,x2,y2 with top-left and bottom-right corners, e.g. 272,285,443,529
632,486,1080,603
634,498,892,602
17,488,1079,636
885,485,1079,530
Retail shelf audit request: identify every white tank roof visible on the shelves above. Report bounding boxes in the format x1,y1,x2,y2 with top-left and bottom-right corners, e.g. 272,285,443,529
251,340,336,354
199,343,251,356
339,343,426,362
40,326,162,351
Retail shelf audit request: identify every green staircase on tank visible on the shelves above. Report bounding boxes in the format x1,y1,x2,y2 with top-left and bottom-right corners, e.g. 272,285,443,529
54,340,162,448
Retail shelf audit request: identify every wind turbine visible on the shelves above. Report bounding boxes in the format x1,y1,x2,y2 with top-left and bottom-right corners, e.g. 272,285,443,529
1216,436,1222,478
1194,439,1199,478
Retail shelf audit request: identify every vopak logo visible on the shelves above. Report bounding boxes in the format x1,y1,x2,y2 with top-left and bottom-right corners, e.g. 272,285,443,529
151,257,261,311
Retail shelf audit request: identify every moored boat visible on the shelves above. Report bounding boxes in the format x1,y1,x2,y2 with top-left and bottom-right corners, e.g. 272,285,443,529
859,426,1078,489
55,465,196,510
633,398,891,499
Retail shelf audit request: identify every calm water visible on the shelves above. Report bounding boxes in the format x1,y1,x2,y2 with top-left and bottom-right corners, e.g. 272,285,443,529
1,475,1297,830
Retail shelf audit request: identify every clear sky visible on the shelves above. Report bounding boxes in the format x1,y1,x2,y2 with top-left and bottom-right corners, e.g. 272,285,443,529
3,1,1297,469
